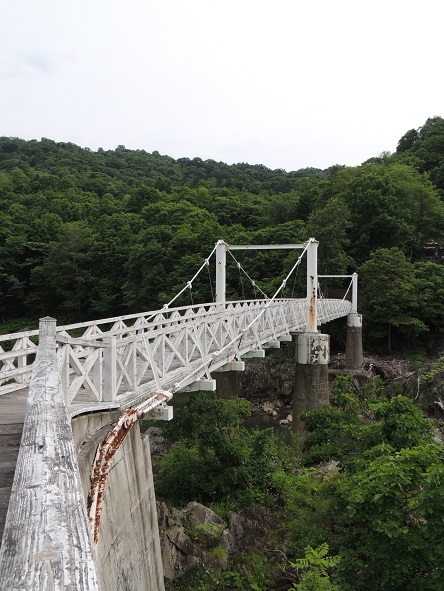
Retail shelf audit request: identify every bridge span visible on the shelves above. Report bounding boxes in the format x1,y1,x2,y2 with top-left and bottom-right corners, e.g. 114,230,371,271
0,238,362,590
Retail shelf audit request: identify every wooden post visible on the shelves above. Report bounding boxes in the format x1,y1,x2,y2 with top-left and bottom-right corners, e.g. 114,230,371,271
0,317,101,589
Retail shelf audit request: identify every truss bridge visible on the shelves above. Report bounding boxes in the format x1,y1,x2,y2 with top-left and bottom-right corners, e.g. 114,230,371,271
0,238,361,591
0,238,356,417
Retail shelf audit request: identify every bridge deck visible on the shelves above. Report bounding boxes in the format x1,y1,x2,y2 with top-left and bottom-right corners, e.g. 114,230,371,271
0,297,354,553
0,390,27,544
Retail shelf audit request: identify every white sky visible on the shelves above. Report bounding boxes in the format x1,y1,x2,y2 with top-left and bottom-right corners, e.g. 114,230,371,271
1,0,443,171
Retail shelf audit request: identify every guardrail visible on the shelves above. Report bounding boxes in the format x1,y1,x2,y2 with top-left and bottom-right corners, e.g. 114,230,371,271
0,318,101,589
0,298,353,405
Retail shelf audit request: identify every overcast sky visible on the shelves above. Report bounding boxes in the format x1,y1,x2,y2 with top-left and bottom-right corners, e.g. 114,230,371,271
1,0,443,171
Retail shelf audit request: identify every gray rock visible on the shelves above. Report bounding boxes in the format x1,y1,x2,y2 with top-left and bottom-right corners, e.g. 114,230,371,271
226,511,262,553
182,501,224,528
157,502,227,580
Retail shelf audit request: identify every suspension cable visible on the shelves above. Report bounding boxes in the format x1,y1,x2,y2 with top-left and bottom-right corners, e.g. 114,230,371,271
238,262,246,300
291,264,299,298
322,276,354,314
228,250,269,299
161,242,220,310
209,238,313,365
207,259,214,302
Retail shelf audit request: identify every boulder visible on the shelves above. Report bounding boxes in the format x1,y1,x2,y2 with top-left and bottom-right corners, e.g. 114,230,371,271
182,501,224,529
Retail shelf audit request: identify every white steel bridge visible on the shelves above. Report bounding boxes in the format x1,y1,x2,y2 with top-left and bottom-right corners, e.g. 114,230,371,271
0,239,357,417
0,238,359,591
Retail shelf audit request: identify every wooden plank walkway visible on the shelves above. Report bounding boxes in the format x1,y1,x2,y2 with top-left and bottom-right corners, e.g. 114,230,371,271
0,389,28,546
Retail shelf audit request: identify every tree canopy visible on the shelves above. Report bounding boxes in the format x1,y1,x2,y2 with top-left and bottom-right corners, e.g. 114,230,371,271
1,116,444,351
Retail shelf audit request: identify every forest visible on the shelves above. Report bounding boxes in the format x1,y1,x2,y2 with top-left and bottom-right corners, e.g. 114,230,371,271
2,117,444,590
2,116,444,351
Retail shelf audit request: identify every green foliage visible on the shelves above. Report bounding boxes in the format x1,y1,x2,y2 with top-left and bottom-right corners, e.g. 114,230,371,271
157,393,297,507
2,121,444,357
336,443,444,590
158,375,444,590
371,395,433,449
394,116,444,193
302,374,434,468
306,195,352,274
185,522,224,548
293,371,444,590
272,467,336,556
301,375,384,467
414,262,444,332
291,543,341,590
342,162,444,264
420,357,444,385
359,247,427,350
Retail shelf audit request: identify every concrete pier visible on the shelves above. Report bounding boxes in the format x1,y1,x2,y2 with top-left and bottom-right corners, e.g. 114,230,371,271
345,313,363,370
212,361,245,399
213,370,240,399
293,332,330,437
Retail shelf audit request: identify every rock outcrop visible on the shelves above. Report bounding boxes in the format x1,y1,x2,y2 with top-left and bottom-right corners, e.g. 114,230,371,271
157,501,269,581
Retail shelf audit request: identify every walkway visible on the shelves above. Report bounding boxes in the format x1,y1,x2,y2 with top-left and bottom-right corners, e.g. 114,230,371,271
0,390,27,543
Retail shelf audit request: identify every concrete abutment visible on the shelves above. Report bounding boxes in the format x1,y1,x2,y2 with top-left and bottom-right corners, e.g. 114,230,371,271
72,411,165,591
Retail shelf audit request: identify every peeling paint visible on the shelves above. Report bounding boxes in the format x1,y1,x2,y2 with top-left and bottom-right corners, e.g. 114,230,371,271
88,408,143,544
87,390,172,545
308,275,317,333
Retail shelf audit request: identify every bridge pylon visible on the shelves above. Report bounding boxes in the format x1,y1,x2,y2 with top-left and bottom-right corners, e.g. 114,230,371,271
345,273,363,370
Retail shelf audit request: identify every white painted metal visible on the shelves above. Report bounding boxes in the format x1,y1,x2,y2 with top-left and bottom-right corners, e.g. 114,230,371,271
0,297,353,406
215,239,227,304
352,272,358,313
318,273,358,313
181,379,217,392
306,239,318,332
228,244,308,250
264,341,280,348
242,349,266,358
216,361,245,372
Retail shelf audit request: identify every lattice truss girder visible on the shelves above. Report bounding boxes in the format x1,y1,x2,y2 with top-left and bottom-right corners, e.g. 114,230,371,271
0,298,353,402
0,335,38,394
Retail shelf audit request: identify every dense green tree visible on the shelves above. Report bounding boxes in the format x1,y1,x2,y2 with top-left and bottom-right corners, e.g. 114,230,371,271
394,117,444,193
291,544,340,591
342,163,444,264
306,196,352,274
1,121,444,344
359,248,427,350
396,128,419,153
336,443,444,591
28,221,97,321
156,392,296,507
414,261,444,332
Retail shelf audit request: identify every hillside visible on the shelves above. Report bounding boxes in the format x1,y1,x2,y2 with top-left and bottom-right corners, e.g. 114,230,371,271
1,116,444,351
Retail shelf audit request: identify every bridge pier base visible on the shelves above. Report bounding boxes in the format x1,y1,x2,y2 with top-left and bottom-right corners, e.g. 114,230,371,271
345,313,363,370
293,332,330,439
212,370,239,399
212,361,246,399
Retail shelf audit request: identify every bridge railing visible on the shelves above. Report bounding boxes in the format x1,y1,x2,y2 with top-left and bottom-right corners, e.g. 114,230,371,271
0,297,353,405
0,328,39,395
0,318,101,589
318,297,354,323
